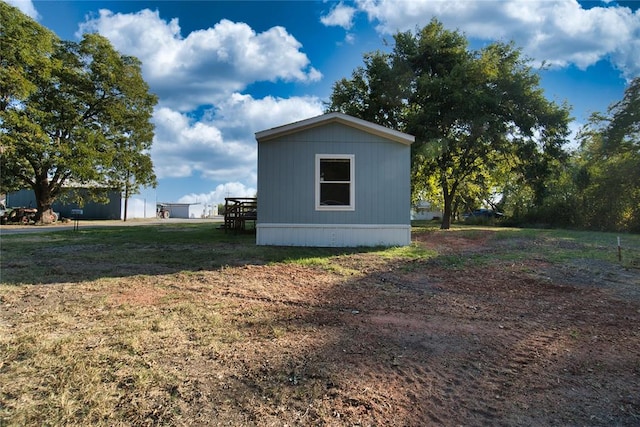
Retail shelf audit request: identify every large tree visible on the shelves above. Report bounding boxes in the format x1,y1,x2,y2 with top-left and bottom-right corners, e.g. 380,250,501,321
0,4,157,223
328,19,571,229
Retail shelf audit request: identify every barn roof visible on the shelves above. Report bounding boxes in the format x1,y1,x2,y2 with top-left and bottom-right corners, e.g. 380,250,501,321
255,112,415,145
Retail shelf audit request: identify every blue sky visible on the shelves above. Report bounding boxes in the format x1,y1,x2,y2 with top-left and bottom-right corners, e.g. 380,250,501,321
8,0,640,214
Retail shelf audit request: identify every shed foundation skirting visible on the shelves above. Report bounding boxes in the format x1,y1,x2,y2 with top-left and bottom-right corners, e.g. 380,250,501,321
256,223,411,247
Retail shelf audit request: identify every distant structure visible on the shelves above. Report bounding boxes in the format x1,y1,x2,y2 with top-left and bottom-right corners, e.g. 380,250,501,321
411,201,442,221
156,203,205,219
6,188,121,220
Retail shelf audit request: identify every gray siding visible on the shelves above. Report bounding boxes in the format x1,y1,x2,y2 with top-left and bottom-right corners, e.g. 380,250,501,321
258,122,410,225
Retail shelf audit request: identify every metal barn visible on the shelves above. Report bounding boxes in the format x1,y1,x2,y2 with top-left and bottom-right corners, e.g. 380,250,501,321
6,188,121,220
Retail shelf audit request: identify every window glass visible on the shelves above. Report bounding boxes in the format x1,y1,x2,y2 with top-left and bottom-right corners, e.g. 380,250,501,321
320,183,350,205
320,159,350,182
316,155,354,209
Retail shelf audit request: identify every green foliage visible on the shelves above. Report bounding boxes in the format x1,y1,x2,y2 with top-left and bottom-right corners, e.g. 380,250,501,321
564,77,640,232
327,51,410,129
0,6,157,222
327,19,571,229
500,77,639,233
604,77,640,155
578,151,639,232
0,3,56,113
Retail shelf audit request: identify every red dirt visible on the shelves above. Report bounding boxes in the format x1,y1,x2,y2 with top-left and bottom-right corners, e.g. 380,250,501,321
2,229,639,426
111,231,640,426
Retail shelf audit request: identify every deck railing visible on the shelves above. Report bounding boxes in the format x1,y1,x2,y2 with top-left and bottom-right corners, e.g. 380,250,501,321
224,197,257,232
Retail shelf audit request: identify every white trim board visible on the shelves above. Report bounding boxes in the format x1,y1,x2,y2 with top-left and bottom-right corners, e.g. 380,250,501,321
315,154,355,211
255,112,415,146
256,223,411,247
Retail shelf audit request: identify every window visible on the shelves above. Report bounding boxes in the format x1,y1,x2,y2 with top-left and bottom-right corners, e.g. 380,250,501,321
316,154,354,210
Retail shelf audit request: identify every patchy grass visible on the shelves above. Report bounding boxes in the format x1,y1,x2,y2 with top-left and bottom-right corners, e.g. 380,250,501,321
0,223,336,284
412,224,640,269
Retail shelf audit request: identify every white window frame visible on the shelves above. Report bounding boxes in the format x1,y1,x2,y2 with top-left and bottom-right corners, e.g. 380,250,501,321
315,154,355,211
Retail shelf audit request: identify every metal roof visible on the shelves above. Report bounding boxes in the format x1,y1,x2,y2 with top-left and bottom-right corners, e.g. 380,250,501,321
255,112,415,145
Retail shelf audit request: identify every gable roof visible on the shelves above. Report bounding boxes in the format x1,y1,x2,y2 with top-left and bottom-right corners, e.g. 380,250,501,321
255,112,415,145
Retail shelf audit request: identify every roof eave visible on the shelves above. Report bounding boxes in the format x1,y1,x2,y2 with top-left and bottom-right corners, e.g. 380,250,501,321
255,112,415,145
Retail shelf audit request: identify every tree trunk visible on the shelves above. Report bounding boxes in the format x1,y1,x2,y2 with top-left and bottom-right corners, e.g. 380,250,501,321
441,194,453,229
33,178,55,224
440,179,458,230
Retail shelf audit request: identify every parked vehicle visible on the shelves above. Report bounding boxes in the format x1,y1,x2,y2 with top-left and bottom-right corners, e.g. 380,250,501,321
157,204,170,219
0,206,59,225
463,208,504,223
2,207,38,225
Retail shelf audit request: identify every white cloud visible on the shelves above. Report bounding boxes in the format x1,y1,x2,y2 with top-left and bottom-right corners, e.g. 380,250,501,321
77,9,322,111
151,107,253,181
352,0,640,79
150,95,323,183
5,0,39,19
211,93,325,139
178,182,256,206
74,8,326,204
321,2,357,29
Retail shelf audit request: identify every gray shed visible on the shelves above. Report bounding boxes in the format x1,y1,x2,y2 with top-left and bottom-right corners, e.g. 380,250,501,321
255,112,414,247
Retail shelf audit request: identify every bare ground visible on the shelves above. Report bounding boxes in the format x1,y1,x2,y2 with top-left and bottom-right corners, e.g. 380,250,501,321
1,229,640,426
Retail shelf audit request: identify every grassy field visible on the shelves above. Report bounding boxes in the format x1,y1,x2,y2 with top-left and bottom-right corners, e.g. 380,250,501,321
2,222,638,284
0,222,417,284
1,222,639,426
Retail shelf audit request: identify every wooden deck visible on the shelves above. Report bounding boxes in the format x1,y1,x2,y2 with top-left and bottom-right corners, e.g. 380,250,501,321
224,197,257,232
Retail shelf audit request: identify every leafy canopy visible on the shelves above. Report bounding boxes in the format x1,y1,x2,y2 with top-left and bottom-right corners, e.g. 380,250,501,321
328,19,571,229
0,3,157,221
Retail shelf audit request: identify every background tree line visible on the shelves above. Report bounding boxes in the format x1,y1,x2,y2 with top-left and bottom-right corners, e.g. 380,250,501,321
0,3,157,222
2,5,637,232
537,78,639,232
328,19,639,232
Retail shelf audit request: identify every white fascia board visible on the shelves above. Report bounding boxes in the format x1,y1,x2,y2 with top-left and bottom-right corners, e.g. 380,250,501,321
255,112,414,145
